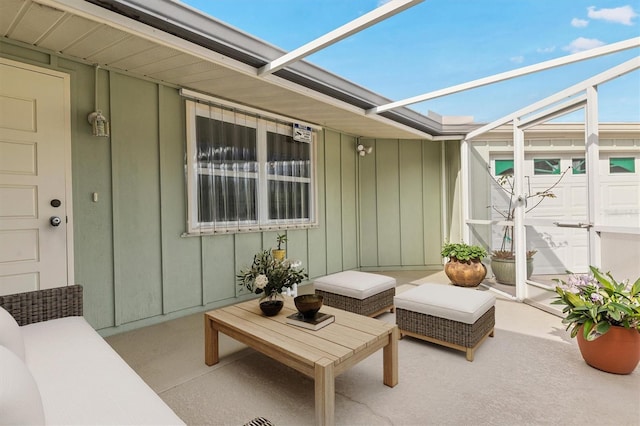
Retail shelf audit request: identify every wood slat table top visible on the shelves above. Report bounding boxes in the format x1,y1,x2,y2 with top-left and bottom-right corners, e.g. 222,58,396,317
206,296,395,366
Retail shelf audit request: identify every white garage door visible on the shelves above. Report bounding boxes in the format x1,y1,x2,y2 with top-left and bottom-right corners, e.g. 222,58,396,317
491,152,639,275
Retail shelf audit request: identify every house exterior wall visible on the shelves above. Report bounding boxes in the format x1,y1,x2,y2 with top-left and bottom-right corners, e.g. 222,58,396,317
1,40,446,334
358,138,444,269
444,141,463,243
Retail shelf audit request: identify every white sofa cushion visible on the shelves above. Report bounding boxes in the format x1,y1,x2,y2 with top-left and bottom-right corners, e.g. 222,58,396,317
0,345,45,425
394,283,496,324
0,306,25,360
21,316,184,425
313,271,396,299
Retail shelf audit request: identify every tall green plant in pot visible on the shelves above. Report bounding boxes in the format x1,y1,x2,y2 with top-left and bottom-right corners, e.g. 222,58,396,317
488,167,568,285
441,242,488,287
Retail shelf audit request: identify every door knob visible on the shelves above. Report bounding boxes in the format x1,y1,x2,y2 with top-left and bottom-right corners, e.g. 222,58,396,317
50,216,62,227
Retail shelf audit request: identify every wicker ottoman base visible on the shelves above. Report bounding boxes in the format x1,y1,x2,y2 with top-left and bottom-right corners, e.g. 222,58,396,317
396,306,495,361
316,287,395,317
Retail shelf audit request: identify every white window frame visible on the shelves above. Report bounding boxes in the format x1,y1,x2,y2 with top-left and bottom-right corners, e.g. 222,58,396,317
185,99,317,235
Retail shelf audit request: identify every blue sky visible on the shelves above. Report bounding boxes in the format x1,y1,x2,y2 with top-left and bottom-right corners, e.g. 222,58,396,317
182,0,639,123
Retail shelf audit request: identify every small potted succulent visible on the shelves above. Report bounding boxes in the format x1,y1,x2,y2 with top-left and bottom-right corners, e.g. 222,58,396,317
272,233,287,262
441,241,488,287
552,266,640,374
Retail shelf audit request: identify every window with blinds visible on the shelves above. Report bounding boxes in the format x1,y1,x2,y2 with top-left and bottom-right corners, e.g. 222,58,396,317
185,100,316,234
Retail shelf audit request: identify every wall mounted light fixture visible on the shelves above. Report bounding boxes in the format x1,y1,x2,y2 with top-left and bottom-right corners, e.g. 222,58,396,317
87,110,109,137
87,65,110,137
356,143,373,156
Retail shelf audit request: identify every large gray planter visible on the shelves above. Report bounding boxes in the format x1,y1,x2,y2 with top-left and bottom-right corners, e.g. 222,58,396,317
491,257,533,285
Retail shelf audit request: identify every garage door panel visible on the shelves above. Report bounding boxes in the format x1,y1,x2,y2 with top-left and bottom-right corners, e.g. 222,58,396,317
602,184,639,208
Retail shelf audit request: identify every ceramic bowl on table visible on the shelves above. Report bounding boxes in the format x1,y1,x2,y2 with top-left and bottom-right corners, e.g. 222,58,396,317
294,294,324,319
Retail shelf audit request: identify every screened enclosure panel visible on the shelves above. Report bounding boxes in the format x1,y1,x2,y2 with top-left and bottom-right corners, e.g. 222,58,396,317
467,141,593,277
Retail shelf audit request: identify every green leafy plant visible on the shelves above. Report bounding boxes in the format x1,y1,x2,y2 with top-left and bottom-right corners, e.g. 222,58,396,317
491,249,537,260
441,242,487,263
276,233,287,250
237,249,307,296
552,266,640,341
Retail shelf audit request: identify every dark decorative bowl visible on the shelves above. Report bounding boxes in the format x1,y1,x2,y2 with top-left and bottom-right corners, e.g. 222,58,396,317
294,294,324,319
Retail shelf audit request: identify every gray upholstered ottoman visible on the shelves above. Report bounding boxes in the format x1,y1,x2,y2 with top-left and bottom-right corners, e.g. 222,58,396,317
394,283,496,361
313,271,396,317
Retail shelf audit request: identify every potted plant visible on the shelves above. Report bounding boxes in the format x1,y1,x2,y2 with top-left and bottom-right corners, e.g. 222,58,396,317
488,168,568,285
237,249,307,316
552,266,640,374
441,241,488,287
272,233,287,262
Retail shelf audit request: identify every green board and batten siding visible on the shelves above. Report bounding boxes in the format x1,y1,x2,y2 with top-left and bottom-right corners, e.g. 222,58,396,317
359,138,443,268
400,139,426,266
340,134,359,272
1,40,447,334
111,73,163,325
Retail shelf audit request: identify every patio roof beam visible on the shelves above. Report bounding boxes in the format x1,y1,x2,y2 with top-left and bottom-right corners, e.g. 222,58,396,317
38,0,437,139
465,56,640,141
367,37,640,114
257,0,423,76
518,94,588,130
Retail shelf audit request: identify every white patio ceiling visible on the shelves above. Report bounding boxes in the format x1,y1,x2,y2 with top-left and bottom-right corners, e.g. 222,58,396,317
2,0,462,140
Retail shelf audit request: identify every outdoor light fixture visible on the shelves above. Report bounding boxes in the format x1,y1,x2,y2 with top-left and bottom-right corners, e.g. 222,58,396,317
87,65,110,137
88,110,109,137
356,143,373,156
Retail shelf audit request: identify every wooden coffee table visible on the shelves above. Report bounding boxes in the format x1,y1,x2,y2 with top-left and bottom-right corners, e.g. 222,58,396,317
204,296,398,426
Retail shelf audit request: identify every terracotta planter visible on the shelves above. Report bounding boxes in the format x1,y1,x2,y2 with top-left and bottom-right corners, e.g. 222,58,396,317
490,257,533,285
444,258,487,287
577,325,640,374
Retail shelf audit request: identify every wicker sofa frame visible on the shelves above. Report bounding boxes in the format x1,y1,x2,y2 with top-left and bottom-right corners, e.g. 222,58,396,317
0,285,83,326
315,287,395,317
396,305,495,361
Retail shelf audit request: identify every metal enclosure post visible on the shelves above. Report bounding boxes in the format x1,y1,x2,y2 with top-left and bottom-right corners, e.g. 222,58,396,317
440,141,449,251
585,86,602,267
461,138,470,243
513,121,527,301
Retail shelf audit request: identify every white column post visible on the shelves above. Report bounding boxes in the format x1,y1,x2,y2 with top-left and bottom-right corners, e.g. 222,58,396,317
513,121,527,301
461,138,470,243
585,86,601,268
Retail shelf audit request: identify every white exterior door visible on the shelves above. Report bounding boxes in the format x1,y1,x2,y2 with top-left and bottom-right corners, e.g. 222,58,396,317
0,59,73,295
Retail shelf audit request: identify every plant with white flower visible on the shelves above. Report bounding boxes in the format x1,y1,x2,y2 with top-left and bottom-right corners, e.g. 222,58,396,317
553,266,640,341
254,274,268,289
237,249,307,296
